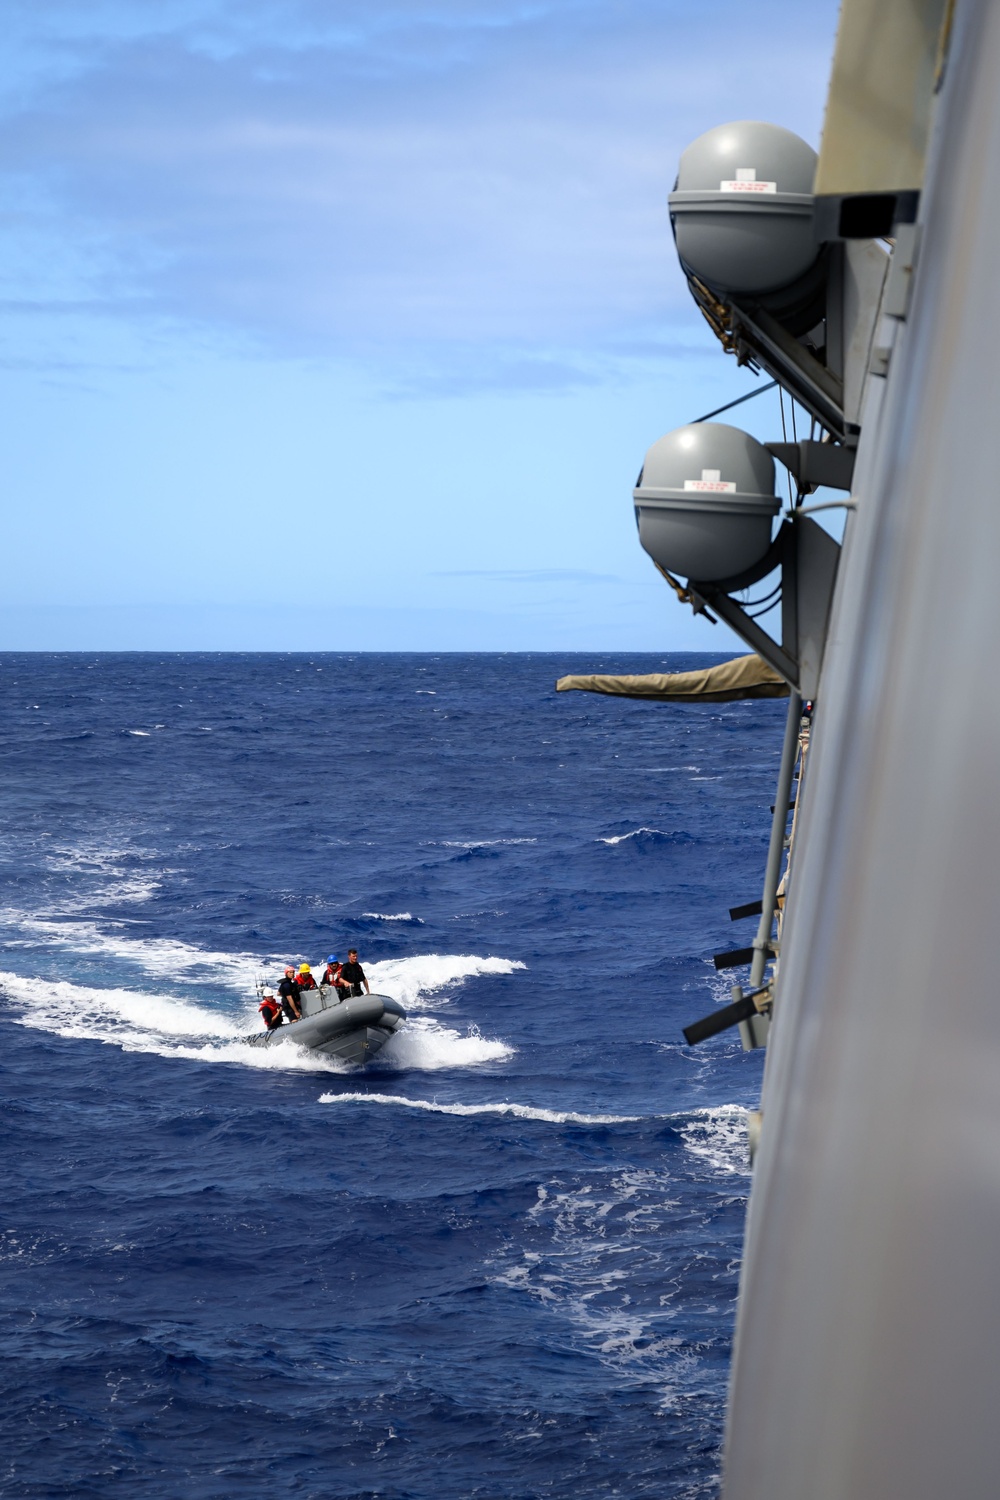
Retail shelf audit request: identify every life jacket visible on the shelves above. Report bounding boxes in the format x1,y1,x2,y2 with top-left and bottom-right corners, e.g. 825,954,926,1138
322,964,341,986
259,998,282,1028
298,972,318,990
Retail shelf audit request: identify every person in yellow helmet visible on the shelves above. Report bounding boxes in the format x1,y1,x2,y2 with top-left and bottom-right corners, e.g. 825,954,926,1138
297,962,318,992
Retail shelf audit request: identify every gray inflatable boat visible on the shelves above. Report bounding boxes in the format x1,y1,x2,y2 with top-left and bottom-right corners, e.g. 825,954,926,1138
247,984,406,1065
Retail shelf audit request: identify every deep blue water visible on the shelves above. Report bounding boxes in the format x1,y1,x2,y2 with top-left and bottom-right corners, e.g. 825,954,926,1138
0,652,780,1499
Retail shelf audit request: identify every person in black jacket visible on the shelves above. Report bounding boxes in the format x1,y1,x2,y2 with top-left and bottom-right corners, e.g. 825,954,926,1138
339,949,369,997
278,966,303,1021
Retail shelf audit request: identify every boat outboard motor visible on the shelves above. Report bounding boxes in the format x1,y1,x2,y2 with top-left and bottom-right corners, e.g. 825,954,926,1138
669,121,824,335
633,422,780,584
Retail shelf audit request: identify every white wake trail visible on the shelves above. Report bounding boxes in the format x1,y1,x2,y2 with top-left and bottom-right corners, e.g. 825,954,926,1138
319,1092,639,1124
0,949,521,1075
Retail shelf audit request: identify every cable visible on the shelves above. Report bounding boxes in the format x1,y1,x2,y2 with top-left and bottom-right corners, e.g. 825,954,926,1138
691,380,779,424
778,389,793,506
739,580,783,609
747,596,782,620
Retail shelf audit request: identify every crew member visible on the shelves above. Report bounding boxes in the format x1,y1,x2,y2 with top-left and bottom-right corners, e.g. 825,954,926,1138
297,963,318,991
258,989,283,1030
339,948,369,997
322,954,342,989
278,966,303,1021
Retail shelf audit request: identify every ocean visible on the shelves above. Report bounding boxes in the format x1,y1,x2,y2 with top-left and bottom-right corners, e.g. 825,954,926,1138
0,652,779,1499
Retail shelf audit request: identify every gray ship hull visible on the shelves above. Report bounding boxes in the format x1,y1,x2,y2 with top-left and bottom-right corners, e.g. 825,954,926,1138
247,989,406,1065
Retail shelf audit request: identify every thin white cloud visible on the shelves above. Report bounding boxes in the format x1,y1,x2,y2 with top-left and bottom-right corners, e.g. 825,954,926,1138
0,0,840,385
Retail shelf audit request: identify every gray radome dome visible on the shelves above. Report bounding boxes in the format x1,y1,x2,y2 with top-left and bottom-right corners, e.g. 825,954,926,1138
670,121,819,295
634,422,780,582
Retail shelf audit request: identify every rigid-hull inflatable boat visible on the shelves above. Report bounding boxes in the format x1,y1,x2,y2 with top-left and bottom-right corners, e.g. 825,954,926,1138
247,984,406,1065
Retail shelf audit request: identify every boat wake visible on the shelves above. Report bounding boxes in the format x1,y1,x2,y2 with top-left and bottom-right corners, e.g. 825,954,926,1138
0,945,519,1074
319,1092,640,1123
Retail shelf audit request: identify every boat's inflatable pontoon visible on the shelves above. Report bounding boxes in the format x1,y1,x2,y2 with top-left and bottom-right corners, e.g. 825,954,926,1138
247,984,406,1065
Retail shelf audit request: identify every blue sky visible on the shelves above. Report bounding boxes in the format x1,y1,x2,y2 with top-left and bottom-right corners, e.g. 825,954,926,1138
0,0,840,650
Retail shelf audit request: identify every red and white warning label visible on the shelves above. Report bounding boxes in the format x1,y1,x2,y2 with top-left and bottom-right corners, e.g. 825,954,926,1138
719,179,777,193
684,469,736,493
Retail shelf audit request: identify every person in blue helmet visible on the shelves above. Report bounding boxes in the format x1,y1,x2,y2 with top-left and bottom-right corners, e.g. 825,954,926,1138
322,953,349,1001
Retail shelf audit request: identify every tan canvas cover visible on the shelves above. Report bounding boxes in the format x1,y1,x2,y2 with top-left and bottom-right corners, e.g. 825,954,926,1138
555,654,789,703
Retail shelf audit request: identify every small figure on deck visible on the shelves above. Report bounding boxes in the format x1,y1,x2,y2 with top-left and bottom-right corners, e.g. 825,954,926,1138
339,948,370,997
258,989,283,1031
297,962,318,992
278,966,303,1022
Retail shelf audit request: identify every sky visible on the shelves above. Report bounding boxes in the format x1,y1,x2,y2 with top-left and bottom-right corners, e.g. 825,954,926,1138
0,0,841,651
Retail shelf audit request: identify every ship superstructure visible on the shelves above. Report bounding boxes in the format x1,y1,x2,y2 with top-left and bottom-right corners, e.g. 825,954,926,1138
579,1,1000,1492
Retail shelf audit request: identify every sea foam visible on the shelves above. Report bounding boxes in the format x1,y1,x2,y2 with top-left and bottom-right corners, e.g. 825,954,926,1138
0,947,519,1075
318,1092,635,1123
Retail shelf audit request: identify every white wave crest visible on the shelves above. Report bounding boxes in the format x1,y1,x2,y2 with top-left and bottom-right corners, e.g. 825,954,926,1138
360,912,422,923
35,839,167,909
373,1015,514,1069
440,838,538,848
318,1091,636,1123
679,1105,750,1175
0,947,520,1075
0,970,244,1042
0,915,261,990
489,1167,687,1403
598,827,664,845
0,970,365,1074
0,906,524,1019
365,953,524,1010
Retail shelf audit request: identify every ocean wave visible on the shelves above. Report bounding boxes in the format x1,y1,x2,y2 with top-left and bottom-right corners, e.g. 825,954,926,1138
0,922,522,1010
439,838,538,849
0,970,247,1045
318,1091,634,1123
365,953,524,1010
374,1016,514,1069
34,839,168,910
0,972,412,1074
360,911,424,923
598,827,672,846
0,950,521,1074
0,914,261,989
597,826,697,848
679,1105,750,1175
489,1167,688,1402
